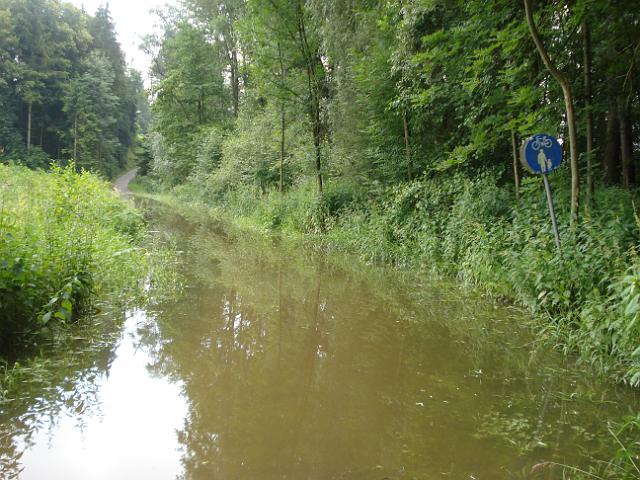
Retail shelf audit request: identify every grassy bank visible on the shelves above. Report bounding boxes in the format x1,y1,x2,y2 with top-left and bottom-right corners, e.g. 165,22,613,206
0,163,149,359
135,168,640,389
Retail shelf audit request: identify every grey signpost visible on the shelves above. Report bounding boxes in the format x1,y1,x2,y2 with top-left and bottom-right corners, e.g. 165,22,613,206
521,133,563,252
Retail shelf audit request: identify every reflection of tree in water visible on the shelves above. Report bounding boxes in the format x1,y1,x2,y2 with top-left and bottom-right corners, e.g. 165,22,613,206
138,209,637,480
0,312,126,478
151,266,331,479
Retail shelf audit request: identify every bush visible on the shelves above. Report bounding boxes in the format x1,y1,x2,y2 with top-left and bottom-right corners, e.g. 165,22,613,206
0,163,147,353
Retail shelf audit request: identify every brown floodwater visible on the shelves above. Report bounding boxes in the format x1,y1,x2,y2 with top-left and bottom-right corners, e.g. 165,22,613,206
1,200,638,479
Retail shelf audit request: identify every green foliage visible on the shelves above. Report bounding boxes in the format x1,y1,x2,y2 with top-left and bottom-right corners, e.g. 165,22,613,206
0,0,142,177
146,13,231,184
0,163,147,353
140,0,640,391
63,51,121,175
145,0,640,195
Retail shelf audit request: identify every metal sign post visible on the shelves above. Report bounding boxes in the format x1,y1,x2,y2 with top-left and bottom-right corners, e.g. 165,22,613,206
542,172,561,251
521,133,563,252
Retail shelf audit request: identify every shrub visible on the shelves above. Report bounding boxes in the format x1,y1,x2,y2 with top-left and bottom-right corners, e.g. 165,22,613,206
0,163,146,354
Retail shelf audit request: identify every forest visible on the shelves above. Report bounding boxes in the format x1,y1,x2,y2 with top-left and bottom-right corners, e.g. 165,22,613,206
0,0,145,176
1,0,640,477
141,0,639,197
137,0,640,386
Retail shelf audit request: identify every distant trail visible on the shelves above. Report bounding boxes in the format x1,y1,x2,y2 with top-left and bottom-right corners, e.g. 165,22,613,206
114,168,138,196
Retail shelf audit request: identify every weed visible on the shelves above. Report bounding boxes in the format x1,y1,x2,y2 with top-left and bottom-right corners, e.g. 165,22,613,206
0,163,147,355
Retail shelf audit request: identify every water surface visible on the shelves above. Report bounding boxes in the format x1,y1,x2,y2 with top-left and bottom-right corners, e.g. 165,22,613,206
1,201,637,479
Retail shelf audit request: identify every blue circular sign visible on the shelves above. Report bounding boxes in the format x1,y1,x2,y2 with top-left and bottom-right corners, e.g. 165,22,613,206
522,133,563,174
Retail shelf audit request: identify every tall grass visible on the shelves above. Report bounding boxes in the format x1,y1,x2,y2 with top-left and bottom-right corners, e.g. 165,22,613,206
0,163,147,354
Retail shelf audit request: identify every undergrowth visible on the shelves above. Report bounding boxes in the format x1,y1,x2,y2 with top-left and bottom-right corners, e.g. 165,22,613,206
0,163,148,355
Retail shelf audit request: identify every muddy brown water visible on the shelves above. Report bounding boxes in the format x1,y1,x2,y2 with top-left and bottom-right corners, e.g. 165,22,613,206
1,199,638,479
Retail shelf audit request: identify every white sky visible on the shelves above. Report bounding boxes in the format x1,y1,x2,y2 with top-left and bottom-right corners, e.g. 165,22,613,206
65,0,178,80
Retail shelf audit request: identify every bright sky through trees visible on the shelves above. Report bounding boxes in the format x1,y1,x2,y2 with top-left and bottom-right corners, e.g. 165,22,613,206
66,0,177,77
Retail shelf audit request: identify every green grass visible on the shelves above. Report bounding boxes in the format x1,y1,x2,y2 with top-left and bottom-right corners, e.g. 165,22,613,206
0,163,148,355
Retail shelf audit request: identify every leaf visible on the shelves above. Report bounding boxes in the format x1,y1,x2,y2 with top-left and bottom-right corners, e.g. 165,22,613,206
624,295,640,316
61,299,72,312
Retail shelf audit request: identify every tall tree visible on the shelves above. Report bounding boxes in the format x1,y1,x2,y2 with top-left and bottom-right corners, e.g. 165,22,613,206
0,0,139,173
524,0,580,227
147,11,229,182
244,0,329,194
184,0,246,117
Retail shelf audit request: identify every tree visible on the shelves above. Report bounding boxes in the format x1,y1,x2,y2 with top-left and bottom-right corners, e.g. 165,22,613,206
63,52,120,174
147,12,230,183
88,5,136,169
185,0,246,117
0,0,138,174
524,0,579,226
243,0,329,194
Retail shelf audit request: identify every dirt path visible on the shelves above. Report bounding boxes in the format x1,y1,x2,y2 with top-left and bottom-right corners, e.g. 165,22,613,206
114,168,138,196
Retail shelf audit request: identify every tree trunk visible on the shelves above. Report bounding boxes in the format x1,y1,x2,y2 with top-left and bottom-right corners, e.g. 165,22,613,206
73,113,78,161
603,99,620,185
198,87,205,124
297,2,324,195
511,130,520,200
619,100,634,188
403,111,411,181
231,49,239,117
278,42,286,193
280,103,285,193
27,101,32,152
524,0,580,226
583,20,594,201
313,119,323,194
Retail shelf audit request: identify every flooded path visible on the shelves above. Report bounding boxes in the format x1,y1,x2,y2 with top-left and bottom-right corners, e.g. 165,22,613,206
1,199,638,479
113,168,138,196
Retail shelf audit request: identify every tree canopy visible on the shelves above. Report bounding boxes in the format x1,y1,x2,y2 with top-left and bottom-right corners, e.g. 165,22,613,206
0,0,143,176
144,0,640,224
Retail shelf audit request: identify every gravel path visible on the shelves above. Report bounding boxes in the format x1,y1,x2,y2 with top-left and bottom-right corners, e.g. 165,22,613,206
113,168,138,196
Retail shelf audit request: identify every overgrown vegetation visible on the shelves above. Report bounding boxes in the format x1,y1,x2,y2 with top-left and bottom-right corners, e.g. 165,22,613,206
0,163,147,359
138,0,640,391
0,0,146,177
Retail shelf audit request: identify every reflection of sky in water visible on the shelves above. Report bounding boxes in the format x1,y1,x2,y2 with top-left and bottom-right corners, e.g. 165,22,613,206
2,202,636,480
18,310,187,480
